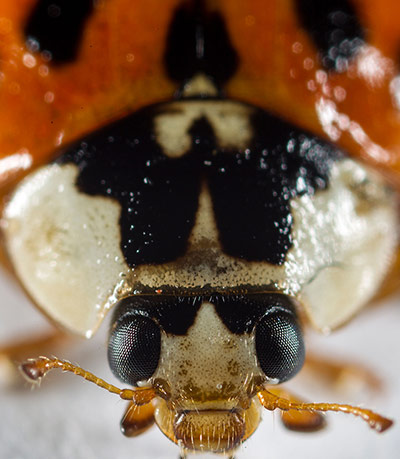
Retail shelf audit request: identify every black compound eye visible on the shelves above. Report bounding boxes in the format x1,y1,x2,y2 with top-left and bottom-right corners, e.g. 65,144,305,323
108,315,161,385
255,309,305,383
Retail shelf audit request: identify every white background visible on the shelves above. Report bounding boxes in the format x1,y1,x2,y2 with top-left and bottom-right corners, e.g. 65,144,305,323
0,269,399,459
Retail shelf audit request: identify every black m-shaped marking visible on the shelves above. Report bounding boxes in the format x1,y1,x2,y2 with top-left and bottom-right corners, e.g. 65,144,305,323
57,100,342,267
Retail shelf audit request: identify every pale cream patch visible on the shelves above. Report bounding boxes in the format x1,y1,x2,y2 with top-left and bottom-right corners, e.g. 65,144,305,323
181,73,219,97
2,164,130,337
153,302,264,410
154,100,253,157
291,159,398,331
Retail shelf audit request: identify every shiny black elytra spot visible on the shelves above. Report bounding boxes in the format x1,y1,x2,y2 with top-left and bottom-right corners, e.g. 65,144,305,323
24,0,94,64
294,0,365,71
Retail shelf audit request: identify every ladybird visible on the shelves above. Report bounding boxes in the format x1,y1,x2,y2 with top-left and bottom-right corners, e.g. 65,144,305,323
0,0,399,458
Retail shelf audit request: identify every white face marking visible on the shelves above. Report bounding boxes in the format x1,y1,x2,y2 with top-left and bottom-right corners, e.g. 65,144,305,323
153,302,264,410
2,164,129,336
154,100,253,157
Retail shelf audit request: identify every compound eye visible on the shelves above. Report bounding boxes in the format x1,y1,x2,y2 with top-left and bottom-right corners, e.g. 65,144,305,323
255,309,305,383
108,315,161,385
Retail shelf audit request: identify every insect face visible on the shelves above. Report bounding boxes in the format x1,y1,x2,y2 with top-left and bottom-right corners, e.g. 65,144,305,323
107,294,304,452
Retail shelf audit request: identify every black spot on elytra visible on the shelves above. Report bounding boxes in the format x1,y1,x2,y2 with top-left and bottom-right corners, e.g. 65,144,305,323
295,0,365,71
57,99,342,268
24,0,94,65
164,1,238,88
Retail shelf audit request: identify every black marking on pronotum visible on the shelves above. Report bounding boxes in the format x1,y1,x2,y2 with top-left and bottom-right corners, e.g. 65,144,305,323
294,0,365,71
24,0,94,65
57,99,342,267
110,293,299,336
164,1,238,88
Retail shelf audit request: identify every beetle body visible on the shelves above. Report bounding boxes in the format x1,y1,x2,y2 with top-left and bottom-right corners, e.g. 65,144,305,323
0,0,399,456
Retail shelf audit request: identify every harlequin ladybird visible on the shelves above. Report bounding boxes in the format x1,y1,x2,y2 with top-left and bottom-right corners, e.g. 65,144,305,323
0,0,399,457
